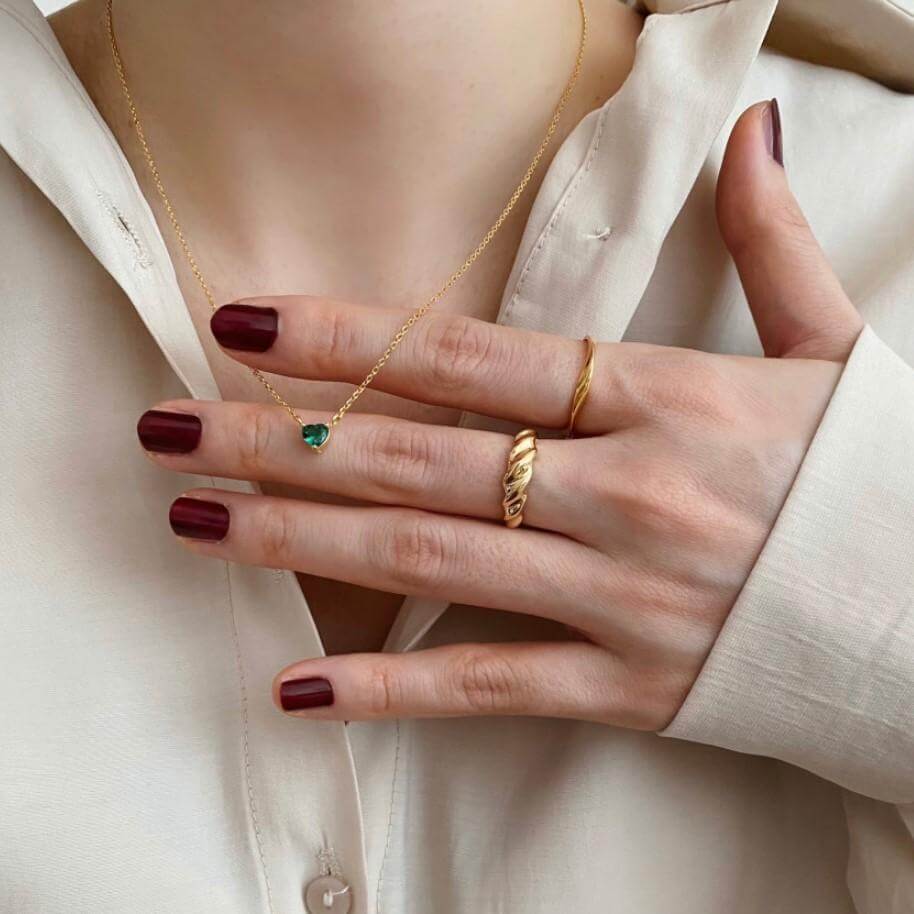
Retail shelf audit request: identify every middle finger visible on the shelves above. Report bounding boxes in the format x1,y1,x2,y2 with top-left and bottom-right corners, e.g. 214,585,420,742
138,400,591,536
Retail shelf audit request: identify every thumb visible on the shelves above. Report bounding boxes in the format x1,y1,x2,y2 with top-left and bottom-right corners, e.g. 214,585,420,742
716,99,863,360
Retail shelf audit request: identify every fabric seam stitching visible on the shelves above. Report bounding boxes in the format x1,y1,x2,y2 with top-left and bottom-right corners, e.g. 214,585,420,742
94,186,152,268
375,718,402,913
223,556,276,914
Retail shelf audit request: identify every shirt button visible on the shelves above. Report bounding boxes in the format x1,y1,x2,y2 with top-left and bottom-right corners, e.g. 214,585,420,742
304,875,352,913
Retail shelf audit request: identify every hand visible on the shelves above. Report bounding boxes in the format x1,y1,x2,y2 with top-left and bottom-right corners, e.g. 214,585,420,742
138,101,863,728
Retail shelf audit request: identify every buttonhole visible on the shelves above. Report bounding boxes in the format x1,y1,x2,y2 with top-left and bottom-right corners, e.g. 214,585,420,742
585,226,613,241
95,188,152,268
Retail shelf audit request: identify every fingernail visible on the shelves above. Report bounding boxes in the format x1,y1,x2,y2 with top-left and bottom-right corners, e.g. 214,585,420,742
280,677,334,711
763,98,784,168
211,304,278,352
169,496,230,542
137,410,202,454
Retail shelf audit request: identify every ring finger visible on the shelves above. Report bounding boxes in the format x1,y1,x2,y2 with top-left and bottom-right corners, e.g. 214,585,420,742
170,489,611,631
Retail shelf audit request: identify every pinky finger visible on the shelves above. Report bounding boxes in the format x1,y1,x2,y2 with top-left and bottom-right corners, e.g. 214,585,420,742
272,641,657,729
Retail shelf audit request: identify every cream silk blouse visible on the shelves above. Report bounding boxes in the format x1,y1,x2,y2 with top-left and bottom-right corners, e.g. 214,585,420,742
1,0,913,911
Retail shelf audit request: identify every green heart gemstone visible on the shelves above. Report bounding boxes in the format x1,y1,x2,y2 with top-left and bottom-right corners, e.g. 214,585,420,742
301,423,330,450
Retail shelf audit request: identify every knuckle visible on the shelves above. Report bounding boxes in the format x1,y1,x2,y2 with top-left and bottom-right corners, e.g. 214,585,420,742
615,347,677,415
643,353,736,421
683,360,735,419
615,455,718,544
770,196,812,236
602,349,651,420
603,667,660,730
367,664,403,716
619,458,668,524
309,303,357,375
561,438,618,505
257,503,300,566
615,661,697,731
236,406,276,474
374,512,453,591
421,315,495,392
730,196,812,260
579,458,625,513
363,421,438,501
445,646,524,714
612,456,689,536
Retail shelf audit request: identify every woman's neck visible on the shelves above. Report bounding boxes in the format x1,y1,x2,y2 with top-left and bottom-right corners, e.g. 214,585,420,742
53,0,640,277
62,3,635,211
112,0,585,117
106,0,589,178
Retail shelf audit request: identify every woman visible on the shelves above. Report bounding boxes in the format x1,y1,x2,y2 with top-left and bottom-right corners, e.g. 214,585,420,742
0,0,911,910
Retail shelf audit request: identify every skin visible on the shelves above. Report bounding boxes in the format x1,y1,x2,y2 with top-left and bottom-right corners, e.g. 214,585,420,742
154,105,862,727
50,0,642,654
52,5,865,727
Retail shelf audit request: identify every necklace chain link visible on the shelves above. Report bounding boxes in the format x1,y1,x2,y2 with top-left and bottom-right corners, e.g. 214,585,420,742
105,0,587,440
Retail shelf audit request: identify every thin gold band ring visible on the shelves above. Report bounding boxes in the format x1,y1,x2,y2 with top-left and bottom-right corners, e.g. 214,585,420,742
502,428,537,529
567,336,596,437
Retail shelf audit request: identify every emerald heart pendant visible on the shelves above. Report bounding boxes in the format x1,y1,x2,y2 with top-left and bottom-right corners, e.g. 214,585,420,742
301,422,330,452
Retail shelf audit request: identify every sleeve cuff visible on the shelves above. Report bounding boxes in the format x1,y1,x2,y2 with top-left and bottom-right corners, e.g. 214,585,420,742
660,325,914,803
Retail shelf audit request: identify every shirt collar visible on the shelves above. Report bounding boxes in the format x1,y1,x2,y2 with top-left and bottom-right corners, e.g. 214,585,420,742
0,0,222,402
495,0,779,345
0,0,778,654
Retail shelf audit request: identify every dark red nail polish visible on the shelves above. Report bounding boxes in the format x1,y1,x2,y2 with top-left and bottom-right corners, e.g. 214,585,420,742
137,410,202,454
280,677,334,711
763,98,784,168
211,304,278,352
169,496,230,542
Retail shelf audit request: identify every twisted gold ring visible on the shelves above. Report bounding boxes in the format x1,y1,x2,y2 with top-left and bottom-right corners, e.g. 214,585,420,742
502,428,538,529
567,336,596,437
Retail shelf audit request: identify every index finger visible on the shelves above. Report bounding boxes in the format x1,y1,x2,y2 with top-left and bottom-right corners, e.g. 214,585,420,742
210,296,644,431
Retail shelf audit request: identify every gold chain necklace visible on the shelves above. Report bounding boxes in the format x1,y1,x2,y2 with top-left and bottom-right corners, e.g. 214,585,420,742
105,0,587,451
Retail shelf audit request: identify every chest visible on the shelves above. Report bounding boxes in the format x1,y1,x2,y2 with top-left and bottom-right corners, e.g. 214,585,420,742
174,161,551,648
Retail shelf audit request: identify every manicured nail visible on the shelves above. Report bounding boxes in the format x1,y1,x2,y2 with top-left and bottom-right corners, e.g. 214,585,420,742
280,677,334,711
169,496,230,542
137,410,202,454
211,304,278,352
763,98,784,167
